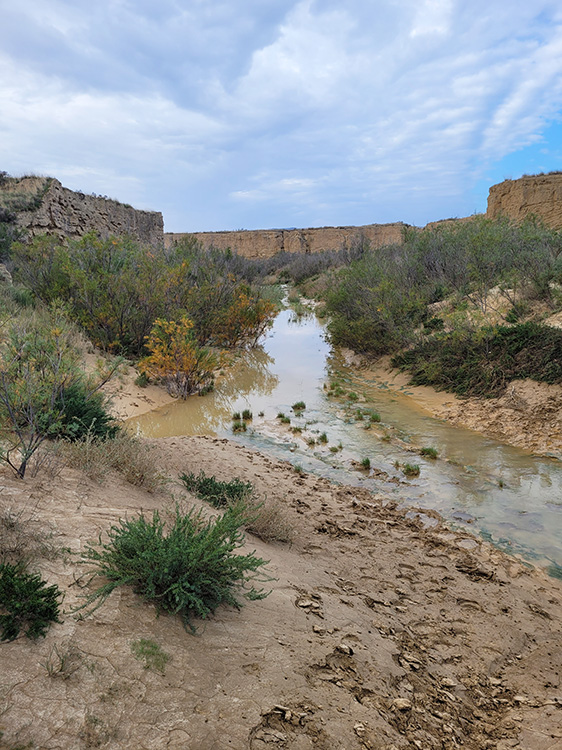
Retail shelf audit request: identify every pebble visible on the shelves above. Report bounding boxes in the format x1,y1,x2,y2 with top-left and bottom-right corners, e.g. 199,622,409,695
391,698,412,711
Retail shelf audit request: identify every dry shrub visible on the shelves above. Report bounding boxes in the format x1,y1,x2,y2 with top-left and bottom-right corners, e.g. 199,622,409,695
0,505,59,565
65,431,162,492
245,497,294,544
179,470,293,544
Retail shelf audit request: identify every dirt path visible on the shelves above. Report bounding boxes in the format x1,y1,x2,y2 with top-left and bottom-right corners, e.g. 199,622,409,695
1,436,561,749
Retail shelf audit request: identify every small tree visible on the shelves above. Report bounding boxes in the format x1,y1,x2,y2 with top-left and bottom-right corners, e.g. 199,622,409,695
139,317,219,398
0,310,118,478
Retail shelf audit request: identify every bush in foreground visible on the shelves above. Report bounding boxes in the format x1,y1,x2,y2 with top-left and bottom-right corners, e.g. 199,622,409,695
0,562,62,641
77,503,269,632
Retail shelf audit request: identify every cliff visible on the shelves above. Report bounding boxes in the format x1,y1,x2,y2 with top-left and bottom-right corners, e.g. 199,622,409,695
165,222,407,258
487,173,562,228
0,175,164,246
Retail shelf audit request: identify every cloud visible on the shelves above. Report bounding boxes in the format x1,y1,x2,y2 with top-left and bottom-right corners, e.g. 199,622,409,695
1,0,562,230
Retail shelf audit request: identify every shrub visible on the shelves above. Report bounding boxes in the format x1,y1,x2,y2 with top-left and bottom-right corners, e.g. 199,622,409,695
403,463,420,477
292,401,306,412
179,471,253,508
232,419,247,433
48,382,118,442
134,371,149,388
241,409,253,421
420,446,438,459
139,317,219,398
392,322,562,397
318,432,328,443
0,562,62,641
232,412,241,421
179,471,292,543
65,431,162,491
360,457,371,471
0,309,116,477
77,503,269,632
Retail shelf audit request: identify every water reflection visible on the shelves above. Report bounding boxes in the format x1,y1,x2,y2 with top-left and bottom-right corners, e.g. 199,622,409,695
130,309,562,571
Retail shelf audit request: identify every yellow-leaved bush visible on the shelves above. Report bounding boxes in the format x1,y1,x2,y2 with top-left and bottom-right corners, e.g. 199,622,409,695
139,317,220,398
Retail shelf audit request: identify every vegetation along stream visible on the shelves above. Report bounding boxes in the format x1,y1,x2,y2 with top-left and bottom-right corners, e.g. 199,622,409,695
130,306,562,577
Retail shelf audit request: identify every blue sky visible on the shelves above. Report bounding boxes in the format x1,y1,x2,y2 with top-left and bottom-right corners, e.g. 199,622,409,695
1,0,562,233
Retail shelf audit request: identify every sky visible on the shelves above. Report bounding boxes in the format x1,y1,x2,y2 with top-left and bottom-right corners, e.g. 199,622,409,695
1,1,562,233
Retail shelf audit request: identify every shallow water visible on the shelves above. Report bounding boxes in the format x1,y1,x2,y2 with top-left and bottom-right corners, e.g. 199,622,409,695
130,309,562,574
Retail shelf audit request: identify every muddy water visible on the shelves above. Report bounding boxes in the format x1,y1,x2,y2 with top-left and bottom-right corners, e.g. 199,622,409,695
130,309,562,574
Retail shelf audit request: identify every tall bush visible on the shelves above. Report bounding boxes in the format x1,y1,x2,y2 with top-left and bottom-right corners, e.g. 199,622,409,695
139,317,219,398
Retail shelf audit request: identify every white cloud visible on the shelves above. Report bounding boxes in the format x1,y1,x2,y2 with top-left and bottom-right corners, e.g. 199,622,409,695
1,0,562,230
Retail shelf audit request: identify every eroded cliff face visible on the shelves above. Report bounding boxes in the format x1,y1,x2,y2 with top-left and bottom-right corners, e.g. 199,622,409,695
487,173,562,228
1,176,164,246
165,222,407,258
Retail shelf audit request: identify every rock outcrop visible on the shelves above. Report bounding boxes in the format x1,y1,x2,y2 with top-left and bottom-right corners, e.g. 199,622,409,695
165,222,407,258
487,173,562,228
1,176,164,246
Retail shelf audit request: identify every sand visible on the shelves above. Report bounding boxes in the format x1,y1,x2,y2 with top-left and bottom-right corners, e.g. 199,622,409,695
1,429,561,749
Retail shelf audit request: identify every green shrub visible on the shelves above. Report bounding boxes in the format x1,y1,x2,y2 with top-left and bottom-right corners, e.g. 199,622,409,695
48,382,118,442
360,457,371,470
241,409,253,421
180,471,293,544
0,562,62,641
403,463,420,477
179,471,253,508
232,412,241,421
232,420,247,433
318,432,328,443
292,401,306,412
0,309,117,477
77,503,269,632
392,322,562,397
420,446,438,459
134,372,149,388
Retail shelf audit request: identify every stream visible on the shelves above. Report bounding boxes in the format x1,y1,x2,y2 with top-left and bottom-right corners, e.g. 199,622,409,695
130,307,562,577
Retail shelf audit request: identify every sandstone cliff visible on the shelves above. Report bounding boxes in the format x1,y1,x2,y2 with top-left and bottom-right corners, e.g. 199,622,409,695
0,175,164,246
487,172,562,228
165,222,407,258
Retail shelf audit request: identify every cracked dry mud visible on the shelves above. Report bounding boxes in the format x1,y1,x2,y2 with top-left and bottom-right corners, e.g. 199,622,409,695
1,435,562,749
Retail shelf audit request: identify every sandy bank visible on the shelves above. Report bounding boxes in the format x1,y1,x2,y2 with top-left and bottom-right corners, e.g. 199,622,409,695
351,354,562,460
1,435,561,748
